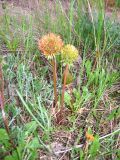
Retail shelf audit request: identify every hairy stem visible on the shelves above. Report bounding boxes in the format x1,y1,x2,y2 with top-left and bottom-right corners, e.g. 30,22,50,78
61,64,69,110
52,57,58,108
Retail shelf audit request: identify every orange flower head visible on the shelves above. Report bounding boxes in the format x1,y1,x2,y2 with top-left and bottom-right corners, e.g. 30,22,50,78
38,33,63,58
86,132,94,142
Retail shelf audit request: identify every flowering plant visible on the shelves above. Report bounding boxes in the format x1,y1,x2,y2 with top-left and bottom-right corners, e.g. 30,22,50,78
38,33,79,122
60,45,79,113
38,33,64,108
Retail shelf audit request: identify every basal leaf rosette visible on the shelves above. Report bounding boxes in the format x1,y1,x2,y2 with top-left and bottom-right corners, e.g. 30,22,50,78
38,33,63,59
61,44,79,66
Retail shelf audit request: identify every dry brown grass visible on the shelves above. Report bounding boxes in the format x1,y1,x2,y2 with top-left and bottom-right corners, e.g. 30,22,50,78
105,0,115,7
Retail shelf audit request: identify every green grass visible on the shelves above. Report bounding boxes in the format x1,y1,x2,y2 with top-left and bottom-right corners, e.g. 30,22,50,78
116,0,120,7
0,0,120,159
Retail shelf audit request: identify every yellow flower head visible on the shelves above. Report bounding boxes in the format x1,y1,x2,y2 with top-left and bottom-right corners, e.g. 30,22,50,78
38,33,63,58
61,44,79,65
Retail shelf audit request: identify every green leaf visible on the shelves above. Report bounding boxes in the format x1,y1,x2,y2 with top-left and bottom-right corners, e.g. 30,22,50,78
24,121,38,136
64,92,71,106
0,129,9,141
89,136,100,158
85,60,92,77
28,137,40,150
80,150,84,160
108,108,120,120
16,90,45,130
4,150,19,160
4,156,15,160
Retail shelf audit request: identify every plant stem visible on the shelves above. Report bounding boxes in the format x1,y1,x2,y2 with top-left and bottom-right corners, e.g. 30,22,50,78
52,57,58,108
61,64,69,110
0,64,16,150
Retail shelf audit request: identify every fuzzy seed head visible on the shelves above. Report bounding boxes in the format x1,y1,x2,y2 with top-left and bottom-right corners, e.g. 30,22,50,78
61,44,79,65
38,33,63,58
